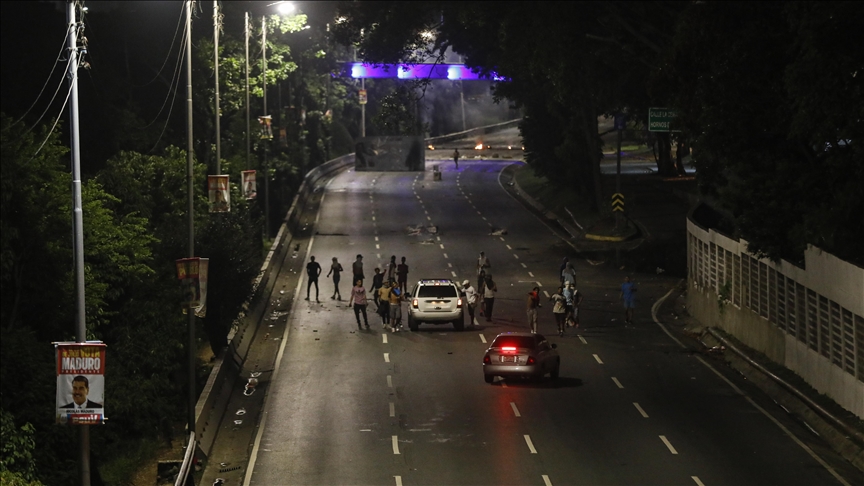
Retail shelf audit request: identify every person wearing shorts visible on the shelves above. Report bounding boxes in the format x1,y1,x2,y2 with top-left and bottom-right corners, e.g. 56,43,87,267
620,276,637,324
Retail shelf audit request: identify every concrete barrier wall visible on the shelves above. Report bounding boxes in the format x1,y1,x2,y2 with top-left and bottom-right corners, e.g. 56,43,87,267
425,119,521,146
194,153,355,457
686,217,864,418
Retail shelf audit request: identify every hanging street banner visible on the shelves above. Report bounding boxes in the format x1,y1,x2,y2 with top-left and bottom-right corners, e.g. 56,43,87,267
612,193,625,212
258,115,273,140
648,107,680,132
55,342,106,425
176,257,209,317
208,175,230,213
242,170,257,200
359,89,367,105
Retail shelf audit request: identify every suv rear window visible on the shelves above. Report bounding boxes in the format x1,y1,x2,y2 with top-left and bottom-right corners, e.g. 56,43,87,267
491,336,536,349
417,285,458,298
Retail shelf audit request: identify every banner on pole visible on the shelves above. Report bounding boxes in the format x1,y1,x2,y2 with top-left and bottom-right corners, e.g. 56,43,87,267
55,342,106,425
242,170,257,200
176,257,209,317
208,175,230,213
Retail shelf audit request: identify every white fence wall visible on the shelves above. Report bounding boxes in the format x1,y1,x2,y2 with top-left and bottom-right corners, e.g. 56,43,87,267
686,218,864,418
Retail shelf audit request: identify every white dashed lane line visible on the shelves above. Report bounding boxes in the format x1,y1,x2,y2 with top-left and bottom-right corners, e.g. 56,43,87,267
382,334,388,344
447,263,452,268
542,475,553,486
395,476,403,486
593,354,604,364
500,237,505,241
479,334,487,343
578,335,587,344
387,375,392,387
389,402,395,417
691,476,705,486
375,236,379,241
506,244,512,250
524,435,538,454
451,271,457,277
543,290,550,298
443,253,449,259
510,402,521,417
392,436,401,454
633,402,649,418
611,377,624,388
513,254,519,259
384,353,390,363
439,244,445,249
659,435,678,454
528,272,535,277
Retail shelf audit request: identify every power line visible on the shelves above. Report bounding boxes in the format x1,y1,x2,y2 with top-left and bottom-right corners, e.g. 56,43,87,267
133,1,186,88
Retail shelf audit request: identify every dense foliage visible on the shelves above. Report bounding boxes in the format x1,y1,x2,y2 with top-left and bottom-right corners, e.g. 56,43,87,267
334,0,863,265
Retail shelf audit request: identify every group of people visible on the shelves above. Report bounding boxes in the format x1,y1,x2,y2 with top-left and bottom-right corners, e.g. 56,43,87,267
305,254,410,331
304,250,637,335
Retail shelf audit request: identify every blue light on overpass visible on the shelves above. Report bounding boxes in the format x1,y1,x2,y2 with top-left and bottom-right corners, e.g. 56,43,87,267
345,63,504,81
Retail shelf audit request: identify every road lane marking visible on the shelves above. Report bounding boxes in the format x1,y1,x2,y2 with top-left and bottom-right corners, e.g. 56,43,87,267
477,210,482,215
389,402,395,417
691,477,704,486
395,476,403,486
376,244,380,249
524,435,537,454
387,375,392,387
384,353,390,363
513,254,519,259
437,236,441,241
510,402,521,417
392,435,401,454
659,435,678,454
520,263,527,269
543,290,550,298
375,236,379,241
542,476,553,486
448,263,452,268
633,402,649,418
424,210,428,214
482,216,487,221
578,335,587,344
372,216,376,221
611,377,624,388
528,272,535,277
427,216,432,221
593,354,604,364
500,237,505,241
536,281,542,287
440,244,445,249
382,334,388,344
506,244,512,250
479,334,487,343
443,253,449,259
376,253,381,259
451,271,457,277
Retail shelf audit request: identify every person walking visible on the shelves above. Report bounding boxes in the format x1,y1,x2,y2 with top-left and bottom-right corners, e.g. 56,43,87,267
526,286,541,333
568,284,584,328
305,256,322,302
477,251,491,279
462,279,478,327
388,279,405,331
348,279,370,330
327,257,344,300
396,256,409,294
563,283,575,327
620,276,637,324
559,257,569,285
561,261,577,288
371,267,384,310
550,287,567,336
453,148,460,169
352,254,365,283
477,270,487,317
377,279,392,327
483,274,497,321
386,255,397,283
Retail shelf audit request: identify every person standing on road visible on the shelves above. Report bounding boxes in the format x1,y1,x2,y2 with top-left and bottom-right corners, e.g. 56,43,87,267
561,261,577,288
477,251,491,279
550,287,567,336
620,276,637,324
453,148,460,169
305,256,322,302
377,280,392,327
388,279,405,331
483,274,497,321
526,286,541,333
563,283,575,326
396,256,409,294
352,254,364,283
559,257,569,285
371,267,384,310
462,279,478,327
568,284,584,328
386,255,397,283
327,257,344,300
348,279,370,330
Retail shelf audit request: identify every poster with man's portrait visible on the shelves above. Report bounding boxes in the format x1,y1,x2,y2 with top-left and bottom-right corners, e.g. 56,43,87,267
242,170,257,200
208,175,230,213
55,342,106,425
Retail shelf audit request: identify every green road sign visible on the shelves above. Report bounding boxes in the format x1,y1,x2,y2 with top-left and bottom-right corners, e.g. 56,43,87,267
648,107,680,132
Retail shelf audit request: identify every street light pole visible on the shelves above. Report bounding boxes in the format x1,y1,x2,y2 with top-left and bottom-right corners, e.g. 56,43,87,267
262,16,271,238
66,1,90,483
184,0,196,437
245,12,250,170
213,0,221,175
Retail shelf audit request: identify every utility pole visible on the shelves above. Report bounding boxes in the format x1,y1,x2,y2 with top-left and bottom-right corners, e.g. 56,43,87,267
184,0,196,439
262,16,271,237
213,1,221,174
66,1,89,483
245,12,250,170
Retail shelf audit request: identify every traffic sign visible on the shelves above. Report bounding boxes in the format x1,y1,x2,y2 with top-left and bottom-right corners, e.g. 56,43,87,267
648,107,679,132
359,89,367,105
612,193,625,212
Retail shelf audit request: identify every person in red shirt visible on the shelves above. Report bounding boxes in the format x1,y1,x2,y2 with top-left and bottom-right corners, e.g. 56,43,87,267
526,286,541,333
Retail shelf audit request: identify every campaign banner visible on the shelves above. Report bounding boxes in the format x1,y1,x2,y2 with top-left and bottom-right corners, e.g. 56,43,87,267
176,257,209,316
242,170,257,200
354,136,425,171
55,342,106,425
208,175,230,213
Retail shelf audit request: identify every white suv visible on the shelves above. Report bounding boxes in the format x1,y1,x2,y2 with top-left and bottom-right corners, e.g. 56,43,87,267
407,279,465,331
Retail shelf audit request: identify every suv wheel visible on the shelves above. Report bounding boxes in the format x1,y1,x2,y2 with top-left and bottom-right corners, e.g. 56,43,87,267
484,374,494,384
408,315,418,332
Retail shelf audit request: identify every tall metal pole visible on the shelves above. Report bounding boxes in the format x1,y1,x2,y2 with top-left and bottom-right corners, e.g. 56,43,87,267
213,1,221,174
184,0,197,437
66,2,90,483
459,81,466,132
245,12,250,170
354,45,365,138
262,16,270,237
615,121,622,230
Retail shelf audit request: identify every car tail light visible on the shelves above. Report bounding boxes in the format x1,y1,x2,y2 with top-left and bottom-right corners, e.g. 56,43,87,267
412,298,418,308
527,356,536,365
457,297,463,308
501,346,517,353
483,355,491,364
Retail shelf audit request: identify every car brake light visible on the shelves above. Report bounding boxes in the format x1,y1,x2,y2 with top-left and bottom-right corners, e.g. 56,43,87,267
501,346,517,353
527,356,536,365
483,355,491,364
412,298,418,308
457,297,463,308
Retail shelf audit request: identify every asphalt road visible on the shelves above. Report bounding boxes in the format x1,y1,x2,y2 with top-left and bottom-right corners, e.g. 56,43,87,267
242,160,855,486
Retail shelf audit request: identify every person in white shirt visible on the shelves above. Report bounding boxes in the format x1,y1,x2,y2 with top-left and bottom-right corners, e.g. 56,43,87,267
462,279,478,327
